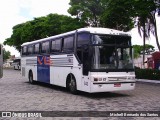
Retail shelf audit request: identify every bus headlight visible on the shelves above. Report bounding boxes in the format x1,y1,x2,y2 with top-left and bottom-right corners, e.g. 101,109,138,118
94,77,107,82
103,78,107,81
94,78,98,81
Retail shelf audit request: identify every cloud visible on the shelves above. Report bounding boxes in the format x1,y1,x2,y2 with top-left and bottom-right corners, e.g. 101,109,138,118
0,0,70,56
0,0,32,41
29,0,70,17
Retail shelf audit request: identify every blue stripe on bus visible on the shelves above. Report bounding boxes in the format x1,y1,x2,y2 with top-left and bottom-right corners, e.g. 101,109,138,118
37,55,50,83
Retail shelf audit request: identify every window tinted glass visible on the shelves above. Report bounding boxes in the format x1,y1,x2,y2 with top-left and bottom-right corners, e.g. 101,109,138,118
42,41,50,53
92,35,131,46
13,59,20,63
34,43,40,54
77,33,90,47
22,46,27,55
63,35,74,52
51,39,62,52
28,45,33,55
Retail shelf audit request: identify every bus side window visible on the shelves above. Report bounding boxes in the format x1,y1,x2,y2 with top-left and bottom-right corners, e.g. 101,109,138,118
28,45,33,55
41,41,50,54
34,43,40,54
63,35,74,52
77,32,90,75
51,39,62,53
77,32,90,48
22,46,27,55
77,32,90,63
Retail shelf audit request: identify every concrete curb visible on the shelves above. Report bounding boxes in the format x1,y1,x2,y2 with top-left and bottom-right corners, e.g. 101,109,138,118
136,79,160,84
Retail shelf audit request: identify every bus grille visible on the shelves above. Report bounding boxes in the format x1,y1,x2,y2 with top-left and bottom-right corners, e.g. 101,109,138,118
108,77,127,81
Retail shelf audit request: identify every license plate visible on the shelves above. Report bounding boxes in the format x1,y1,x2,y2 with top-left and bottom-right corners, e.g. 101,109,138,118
114,83,121,87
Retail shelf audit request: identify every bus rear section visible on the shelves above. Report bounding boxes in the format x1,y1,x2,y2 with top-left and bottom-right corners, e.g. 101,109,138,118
0,44,3,78
12,58,21,70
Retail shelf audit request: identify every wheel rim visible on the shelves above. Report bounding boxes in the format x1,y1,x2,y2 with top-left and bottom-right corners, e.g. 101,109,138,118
29,74,33,83
69,76,76,92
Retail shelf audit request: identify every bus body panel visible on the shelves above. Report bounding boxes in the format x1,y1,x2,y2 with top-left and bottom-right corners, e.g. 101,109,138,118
37,55,50,83
12,58,21,70
51,67,70,86
81,75,91,92
49,54,83,90
90,82,135,93
50,54,73,86
89,72,135,93
70,67,83,91
21,57,37,81
76,71,135,93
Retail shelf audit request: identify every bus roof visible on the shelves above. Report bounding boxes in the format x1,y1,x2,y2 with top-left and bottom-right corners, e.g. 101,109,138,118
21,27,131,46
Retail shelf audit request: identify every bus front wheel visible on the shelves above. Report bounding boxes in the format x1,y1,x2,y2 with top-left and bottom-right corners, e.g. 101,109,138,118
67,74,77,94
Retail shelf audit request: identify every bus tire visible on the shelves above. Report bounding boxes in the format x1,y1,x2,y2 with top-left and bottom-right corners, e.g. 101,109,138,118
29,71,34,84
67,74,77,94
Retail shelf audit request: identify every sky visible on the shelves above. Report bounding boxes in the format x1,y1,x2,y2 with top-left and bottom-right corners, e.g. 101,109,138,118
0,0,160,57
131,15,160,51
0,0,70,57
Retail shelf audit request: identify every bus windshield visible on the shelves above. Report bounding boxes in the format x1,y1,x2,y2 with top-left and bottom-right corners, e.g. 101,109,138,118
91,34,134,71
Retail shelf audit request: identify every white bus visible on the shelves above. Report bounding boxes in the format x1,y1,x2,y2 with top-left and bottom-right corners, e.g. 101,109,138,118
12,57,21,70
0,44,3,78
21,28,135,94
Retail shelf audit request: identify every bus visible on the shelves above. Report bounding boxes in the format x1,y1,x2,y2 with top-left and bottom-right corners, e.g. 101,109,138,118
12,57,21,70
0,44,3,78
21,27,135,94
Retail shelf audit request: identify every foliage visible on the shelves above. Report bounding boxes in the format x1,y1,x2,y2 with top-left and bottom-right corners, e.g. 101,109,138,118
68,0,104,27
68,0,135,31
135,67,160,80
3,14,86,51
3,49,11,62
133,44,155,58
100,0,135,31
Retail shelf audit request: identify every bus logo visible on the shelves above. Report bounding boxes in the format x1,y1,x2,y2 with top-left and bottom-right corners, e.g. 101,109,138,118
37,56,53,65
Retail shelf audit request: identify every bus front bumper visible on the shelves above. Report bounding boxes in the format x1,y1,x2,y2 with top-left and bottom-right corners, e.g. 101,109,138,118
90,81,135,93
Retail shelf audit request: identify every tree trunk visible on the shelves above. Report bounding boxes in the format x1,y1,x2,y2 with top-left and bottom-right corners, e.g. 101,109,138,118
154,15,160,51
142,23,146,68
150,12,160,51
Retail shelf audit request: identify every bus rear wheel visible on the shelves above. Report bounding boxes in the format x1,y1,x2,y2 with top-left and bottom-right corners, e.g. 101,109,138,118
29,71,34,84
67,75,77,94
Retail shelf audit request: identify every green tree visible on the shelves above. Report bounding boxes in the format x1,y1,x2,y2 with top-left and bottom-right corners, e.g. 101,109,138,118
133,44,155,58
3,14,86,51
3,49,11,62
68,0,105,27
68,0,135,31
100,0,135,31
